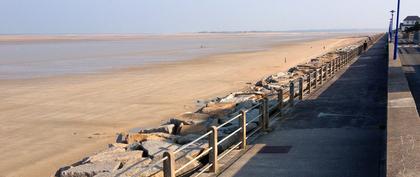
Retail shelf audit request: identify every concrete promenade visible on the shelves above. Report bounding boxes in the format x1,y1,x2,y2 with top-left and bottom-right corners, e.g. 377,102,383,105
218,37,388,177
387,43,420,177
398,44,420,111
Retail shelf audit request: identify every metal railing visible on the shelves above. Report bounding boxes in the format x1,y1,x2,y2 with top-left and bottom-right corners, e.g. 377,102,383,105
137,34,383,177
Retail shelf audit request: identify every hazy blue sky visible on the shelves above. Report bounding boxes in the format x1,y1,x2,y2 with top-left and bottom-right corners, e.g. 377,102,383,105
1,0,419,34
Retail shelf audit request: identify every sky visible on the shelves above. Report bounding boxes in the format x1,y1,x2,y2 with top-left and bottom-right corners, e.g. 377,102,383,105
0,0,419,34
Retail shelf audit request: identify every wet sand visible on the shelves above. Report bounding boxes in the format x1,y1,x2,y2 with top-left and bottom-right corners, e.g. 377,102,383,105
0,36,365,177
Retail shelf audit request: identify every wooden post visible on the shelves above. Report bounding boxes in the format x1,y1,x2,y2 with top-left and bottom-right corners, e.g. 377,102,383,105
163,151,176,177
277,89,283,116
325,64,328,77
335,59,338,72
240,110,247,150
259,99,264,128
209,126,218,173
260,98,269,131
326,63,329,77
331,60,335,75
298,77,303,100
289,81,295,106
330,63,333,76
344,53,348,66
307,74,312,94
314,70,318,88
319,67,323,85
338,57,341,69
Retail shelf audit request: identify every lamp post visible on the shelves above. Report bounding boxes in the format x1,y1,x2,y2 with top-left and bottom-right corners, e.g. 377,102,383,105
393,0,401,60
389,10,395,41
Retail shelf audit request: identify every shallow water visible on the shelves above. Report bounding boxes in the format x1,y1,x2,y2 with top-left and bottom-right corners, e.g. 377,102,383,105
0,32,361,79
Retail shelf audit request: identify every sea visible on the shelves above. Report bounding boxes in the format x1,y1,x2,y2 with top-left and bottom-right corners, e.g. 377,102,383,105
0,31,377,79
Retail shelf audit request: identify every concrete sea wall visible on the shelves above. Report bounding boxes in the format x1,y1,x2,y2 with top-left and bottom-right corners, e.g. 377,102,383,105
55,34,383,177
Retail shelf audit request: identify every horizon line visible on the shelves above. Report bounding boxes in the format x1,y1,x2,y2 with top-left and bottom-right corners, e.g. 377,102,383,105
0,28,386,36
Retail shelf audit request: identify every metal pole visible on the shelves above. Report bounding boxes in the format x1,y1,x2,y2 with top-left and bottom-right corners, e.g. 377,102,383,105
390,10,395,42
393,0,401,60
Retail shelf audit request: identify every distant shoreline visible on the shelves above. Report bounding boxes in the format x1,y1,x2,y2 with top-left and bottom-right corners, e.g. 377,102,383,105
0,30,383,43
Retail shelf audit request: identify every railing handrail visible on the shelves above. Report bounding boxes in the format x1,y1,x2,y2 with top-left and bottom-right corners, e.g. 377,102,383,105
140,35,384,177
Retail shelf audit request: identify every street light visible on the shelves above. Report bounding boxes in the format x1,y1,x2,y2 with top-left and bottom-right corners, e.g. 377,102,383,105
393,0,401,60
389,10,395,41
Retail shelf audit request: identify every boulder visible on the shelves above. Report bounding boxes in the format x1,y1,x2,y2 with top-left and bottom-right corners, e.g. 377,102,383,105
111,152,201,177
236,100,256,110
59,161,121,177
176,142,207,159
108,143,128,149
115,133,127,144
177,123,207,136
219,125,239,134
174,134,202,145
107,164,163,177
140,140,180,159
247,122,259,133
288,67,299,73
268,100,279,110
246,109,260,121
218,133,240,152
264,84,282,90
84,147,143,164
127,132,175,144
129,124,175,135
219,109,260,127
177,118,218,135
201,102,236,118
173,112,210,125
172,155,202,176
103,158,154,177
127,142,142,151
219,92,256,104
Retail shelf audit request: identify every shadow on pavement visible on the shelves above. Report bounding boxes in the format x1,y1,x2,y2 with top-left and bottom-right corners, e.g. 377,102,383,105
220,37,388,177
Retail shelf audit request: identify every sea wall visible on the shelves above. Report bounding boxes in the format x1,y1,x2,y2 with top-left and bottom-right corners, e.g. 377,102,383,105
387,40,420,177
55,34,383,177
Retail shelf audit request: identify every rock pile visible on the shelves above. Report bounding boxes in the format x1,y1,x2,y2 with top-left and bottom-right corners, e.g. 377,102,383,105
56,36,376,177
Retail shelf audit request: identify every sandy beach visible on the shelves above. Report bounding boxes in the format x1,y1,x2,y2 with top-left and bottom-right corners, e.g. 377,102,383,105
0,35,365,177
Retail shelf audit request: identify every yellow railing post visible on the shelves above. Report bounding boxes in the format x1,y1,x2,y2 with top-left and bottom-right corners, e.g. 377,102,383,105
240,110,247,150
277,89,283,116
307,74,312,94
319,67,323,85
289,81,295,106
260,98,269,131
163,151,176,177
209,126,218,173
298,77,303,100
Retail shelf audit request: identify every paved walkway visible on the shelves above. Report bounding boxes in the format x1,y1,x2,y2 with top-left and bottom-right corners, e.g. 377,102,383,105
219,37,388,177
399,45,420,113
